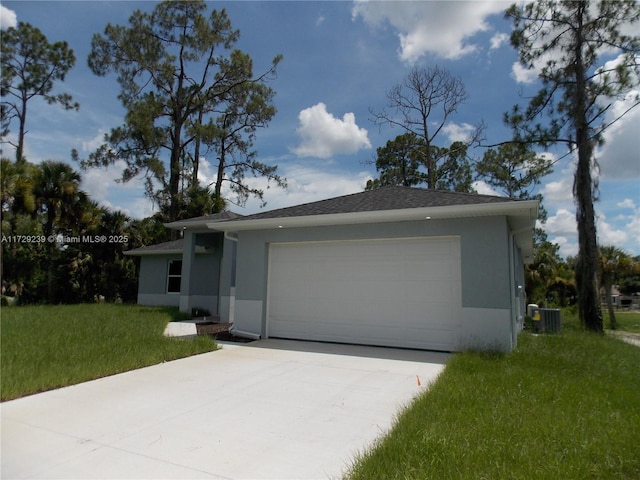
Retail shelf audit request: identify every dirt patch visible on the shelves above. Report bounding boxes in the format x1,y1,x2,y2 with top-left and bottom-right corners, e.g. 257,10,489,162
608,331,640,348
195,322,232,335
211,331,257,343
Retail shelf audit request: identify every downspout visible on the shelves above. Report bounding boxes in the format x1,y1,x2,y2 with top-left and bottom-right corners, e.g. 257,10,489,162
228,325,261,340
218,230,240,330
508,232,517,350
509,225,531,349
224,231,238,243
219,230,238,321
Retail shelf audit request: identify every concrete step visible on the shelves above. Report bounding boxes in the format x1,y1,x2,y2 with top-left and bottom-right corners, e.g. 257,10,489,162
163,318,231,338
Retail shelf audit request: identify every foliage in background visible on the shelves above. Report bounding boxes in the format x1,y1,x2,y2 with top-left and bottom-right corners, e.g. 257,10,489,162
526,240,576,307
476,143,553,201
366,66,482,193
505,0,640,332
1,21,79,162
80,0,285,224
1,157,148,305
599,245,638,329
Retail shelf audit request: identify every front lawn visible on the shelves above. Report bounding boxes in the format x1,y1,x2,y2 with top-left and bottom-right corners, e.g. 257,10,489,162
1,304,217,401
606,310,640,333
345,328,640,479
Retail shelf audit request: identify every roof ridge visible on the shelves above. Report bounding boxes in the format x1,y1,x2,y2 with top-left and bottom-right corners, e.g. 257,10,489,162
385,185,514,201
232,185,523,222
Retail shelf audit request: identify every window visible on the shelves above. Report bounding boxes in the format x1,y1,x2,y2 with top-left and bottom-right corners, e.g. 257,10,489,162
167,260,182,293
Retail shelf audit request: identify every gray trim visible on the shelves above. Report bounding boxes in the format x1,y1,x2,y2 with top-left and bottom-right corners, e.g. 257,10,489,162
208,202,538,232
124,239,210,256
215,186,531,221
164,211,243,230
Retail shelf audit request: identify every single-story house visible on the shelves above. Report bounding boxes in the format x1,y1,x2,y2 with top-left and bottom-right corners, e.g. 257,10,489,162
124,211,240,320
126,186,538,353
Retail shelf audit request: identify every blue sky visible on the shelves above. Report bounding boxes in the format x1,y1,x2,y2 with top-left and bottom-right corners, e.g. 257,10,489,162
1,1,639,258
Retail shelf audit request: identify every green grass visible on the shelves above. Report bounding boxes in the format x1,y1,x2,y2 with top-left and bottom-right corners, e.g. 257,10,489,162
553,306,640,334
1,304,217,401
606,310,640,333
345,329,640,479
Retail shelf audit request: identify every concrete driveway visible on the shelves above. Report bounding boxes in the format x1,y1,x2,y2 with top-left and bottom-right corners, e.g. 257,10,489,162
1,339,449,479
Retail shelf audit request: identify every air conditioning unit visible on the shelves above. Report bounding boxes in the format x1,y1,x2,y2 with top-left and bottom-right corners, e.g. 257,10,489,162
530,307,562,333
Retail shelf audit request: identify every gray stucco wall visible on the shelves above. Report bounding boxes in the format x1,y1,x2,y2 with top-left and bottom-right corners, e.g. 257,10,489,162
138,256,180,295
230,215,520,351
191,254,220,296
137,252,220,312
234,216,512,310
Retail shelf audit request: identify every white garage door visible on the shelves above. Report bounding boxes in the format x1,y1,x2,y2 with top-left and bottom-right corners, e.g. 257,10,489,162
267,236,461,351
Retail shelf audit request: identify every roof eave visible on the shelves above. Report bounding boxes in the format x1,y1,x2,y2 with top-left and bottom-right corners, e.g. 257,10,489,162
164,220,211,231
123,246,208,256
207,200,540,232
164,216,238,231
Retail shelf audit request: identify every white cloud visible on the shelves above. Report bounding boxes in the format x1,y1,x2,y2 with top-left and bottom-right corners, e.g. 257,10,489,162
352,0,506,62
1,5,17,29
186,153,373,215
490,32,509,51
196,156,215,187
80,160,156,219
473,180,500,196
541,174,574,204
442,122,477,143
545,208,576,236
511,62,539,84
597,212,629,247
617,198,636,209
627,215,640,251
543,201,640,257
236,164,372,214
596,89,640,180
596,55,640,89
97,197,155,220
551,236,579,258
291,103,371,158
81,130,108,153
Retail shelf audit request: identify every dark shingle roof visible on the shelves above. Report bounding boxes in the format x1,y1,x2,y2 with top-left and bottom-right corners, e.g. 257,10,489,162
123,239,184,256
236,186,518,221
164,210,243,229
172,211,242,224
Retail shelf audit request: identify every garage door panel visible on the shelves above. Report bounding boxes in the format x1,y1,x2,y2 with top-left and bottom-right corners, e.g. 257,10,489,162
267,237,461,351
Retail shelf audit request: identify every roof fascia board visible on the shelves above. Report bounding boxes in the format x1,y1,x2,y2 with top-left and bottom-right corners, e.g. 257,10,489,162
123,246,208,256
164,221,218,231
207,200,539,232
123,249,182,256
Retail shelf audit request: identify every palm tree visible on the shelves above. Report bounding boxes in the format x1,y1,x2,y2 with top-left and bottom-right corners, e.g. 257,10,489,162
34,161,83,239
1,157,37,215
599,246,633,330
526,241,569,305
1,157,40,300
33,161,85,302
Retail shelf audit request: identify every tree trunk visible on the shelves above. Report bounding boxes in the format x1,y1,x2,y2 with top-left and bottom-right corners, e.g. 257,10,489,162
192,109,204,187
213,117,229,213
574,158,602,332
17,94,27,163
214,138,226,213
604,279,617,330
168,127,182,240
170,148,181,218
573,5,603,332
